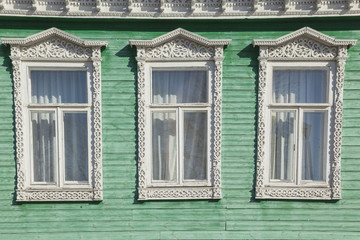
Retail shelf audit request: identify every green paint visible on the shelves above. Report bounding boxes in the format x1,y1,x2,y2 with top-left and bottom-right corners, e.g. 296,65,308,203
0,18,359,239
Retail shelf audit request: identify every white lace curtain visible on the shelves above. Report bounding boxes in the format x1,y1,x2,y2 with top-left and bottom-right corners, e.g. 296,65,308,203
271,70,326,181
31,71,88,183
151,71,207,182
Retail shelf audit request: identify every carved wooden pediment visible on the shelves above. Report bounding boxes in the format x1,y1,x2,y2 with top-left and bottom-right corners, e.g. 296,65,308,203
130,29,230,200
253,27,357,60
130,28,231,60
1,28,107,201
1,27,108,60
253,27,357,200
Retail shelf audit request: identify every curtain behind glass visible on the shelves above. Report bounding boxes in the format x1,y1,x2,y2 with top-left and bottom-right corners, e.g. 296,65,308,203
152,71,207,104
31,70,88,185
64,113,88,182
32,112,56,183
151,70,209,183
271,70,327,182
31,71,87,104
273,70,327,103
152,112,177,181
270,111,295,181
302,112,325,181
183,112,207,180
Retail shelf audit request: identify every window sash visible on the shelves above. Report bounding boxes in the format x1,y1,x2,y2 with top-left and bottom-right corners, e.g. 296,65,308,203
29,107,91,188
30,110,58,185
268,107,330,186
269,66,331,106
270,110,297,183
265,63,333,187
272,69,328,104
148,64,212,187
151,70,208,104
150,107,210,187
27,67,91,106
30,70,88,104
27,67,92,189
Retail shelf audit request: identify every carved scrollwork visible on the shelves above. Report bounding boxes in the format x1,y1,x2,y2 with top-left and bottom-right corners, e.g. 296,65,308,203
3,28,107,202
213,56,223,198
131,29,230,200
11,57,27,196
256,187,332,199
268,38,338,59
255,59,267,189
92,59,103,201
4,0,360,18
144,188,217,199
331,57,346,199
20,38,93,59
137,60,147,193
253,27,356,200
21,191,94,201
145,38,215,59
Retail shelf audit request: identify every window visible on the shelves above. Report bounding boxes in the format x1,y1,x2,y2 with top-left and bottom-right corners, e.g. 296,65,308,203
28,66,91,187
130,28,231,200
253,27,356,200
268,63,332,186
1,28,107,201
149,64,211,187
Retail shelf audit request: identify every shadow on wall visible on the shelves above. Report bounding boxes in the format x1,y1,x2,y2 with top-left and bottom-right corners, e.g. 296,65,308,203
237,43,260,203
0,44,18,206
115,44,142,204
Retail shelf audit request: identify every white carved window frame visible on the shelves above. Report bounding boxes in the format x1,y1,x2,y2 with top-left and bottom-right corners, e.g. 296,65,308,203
130,28,231,200
253,27,357,200
1,28,108,202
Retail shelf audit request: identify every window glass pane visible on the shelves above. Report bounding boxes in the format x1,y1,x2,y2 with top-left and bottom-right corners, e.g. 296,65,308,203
270,111,296,181
184,112,207,180
152,112,177,181
64,113,88,182
31,71,87,104
152,71,207,104
302,112,326,181
32,112,56,183
273,70,327,103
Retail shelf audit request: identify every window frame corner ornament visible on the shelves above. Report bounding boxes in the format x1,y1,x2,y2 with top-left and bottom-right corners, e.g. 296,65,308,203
253,27,357,200
2,28,107,202
130,28,231,200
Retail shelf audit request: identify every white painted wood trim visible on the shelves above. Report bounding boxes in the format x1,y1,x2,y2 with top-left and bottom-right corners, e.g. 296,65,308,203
3,29,107,202
131,30,229,200
1,1,360,19
253,27,356,200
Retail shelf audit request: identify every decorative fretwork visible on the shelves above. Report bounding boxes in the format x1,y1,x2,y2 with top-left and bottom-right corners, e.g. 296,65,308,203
20,38,93,59
141,188,218,200
253,27,356,200
19,191,95,201
255,57,267,190
1,28,107,202
1,0,360,18
145,38,215,59
256,187,332,199
267,38,338,59
130,28,231,200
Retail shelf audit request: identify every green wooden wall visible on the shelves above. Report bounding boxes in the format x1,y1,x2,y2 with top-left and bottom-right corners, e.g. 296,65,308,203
0,17,360,239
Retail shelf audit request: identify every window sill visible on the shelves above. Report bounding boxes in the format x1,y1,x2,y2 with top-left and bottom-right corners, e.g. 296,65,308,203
16,189,102,202
255,186,340,200
138,186,221,200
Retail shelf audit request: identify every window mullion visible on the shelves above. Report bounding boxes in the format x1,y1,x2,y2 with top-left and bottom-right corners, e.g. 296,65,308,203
296,107,302,186
178,107,183,185
206,107,211,184
57,107,64,188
